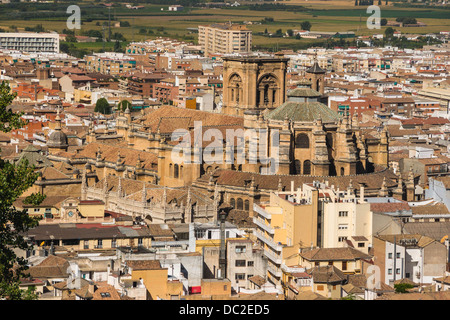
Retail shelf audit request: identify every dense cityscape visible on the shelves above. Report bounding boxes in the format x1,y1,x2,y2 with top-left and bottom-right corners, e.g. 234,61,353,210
0,0,449,304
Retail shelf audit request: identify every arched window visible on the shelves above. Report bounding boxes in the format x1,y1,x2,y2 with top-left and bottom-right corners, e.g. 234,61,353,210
174,164,179,178
295,134,309,149
340,167,345,176
169,164,173,177
238,164,242,172
230,198,236,208
295,160,301,174
179,165,183,178
303,160,311,175
257,74,278,107
244,200,250,211
237,198,243,210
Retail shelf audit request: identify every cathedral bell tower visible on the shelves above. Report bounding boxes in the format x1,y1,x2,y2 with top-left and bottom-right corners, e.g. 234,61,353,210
222,56,289,117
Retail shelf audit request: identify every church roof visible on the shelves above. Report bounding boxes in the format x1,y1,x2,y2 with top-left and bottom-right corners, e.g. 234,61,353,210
264,101,340,123
287,88,321,98
306,62,326,74
16,145,53,168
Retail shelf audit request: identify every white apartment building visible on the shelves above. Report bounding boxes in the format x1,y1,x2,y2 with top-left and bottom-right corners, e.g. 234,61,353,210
0,33,59,53
198,23,252,56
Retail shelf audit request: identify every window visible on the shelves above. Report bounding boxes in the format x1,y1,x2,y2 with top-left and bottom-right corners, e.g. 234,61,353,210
235,260,246,267
235,246,246,253
317,285,324,291
342,261,347,271
138,238,143,247
396,252,400,259
111,239,116,248
396,268,401,275
358,243,365,248
235,273,245,280
237,198,243,210
244,200,250,211
100,292,111,298
97,239,103,249
338,224,348,230
303,160,311,175
247,261,254,267
84,241,89,249
328,261,333,266
338,236,347,242
388,269,392,275
388,253,393,259
338,211,348,217
295,133,309,148
224,285,227,291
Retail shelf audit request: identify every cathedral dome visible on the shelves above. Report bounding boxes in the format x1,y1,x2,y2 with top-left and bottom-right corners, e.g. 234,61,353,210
287,87,321,98
264,101,340,123
47,130,68,148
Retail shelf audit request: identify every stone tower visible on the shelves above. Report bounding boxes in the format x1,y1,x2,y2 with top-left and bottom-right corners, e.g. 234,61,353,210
222,56,288,116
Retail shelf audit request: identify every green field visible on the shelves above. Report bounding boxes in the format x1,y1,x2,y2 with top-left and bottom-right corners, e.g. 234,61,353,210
0,1,448,52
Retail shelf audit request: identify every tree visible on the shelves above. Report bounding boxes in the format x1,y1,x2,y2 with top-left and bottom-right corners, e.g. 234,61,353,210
264,28,268,34
385,27,395,38
300,21,312,31
120,21,130,27
0,81,42,300
65,34,77,43
381,18,388,26
113,40,122,53
118,100,131,112
394,283,414,293
286,29,293,37
95,98,111,114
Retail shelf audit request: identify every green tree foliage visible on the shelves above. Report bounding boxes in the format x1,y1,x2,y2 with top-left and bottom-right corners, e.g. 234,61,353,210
65,34,77,43
394,283,414,293
286,29,294,37
0,81,42,300
381,18,388,26
95,98,111,114
396,17,417,24
118,100,131,112
300,21,312,31
385,27,395,38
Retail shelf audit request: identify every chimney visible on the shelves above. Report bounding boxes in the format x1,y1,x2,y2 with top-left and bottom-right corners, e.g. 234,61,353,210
88,281,95,294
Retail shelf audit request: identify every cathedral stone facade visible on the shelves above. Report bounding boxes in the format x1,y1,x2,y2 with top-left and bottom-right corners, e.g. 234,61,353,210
47,55,399,220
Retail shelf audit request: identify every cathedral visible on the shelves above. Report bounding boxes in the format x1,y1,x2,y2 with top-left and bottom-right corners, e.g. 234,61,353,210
47,55,401,220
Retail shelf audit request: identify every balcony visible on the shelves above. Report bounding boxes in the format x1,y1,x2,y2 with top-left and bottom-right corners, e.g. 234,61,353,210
254,229,283,252
253,217,274,234
253,203,271,219
268,264,282,278
264,248,282,264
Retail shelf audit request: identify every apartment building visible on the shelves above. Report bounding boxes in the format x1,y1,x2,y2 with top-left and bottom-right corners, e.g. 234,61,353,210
253,181,373,288
373,234,448,286
226,239,268,293
0,32,59,53
84,52,136,76
198,23,252,56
